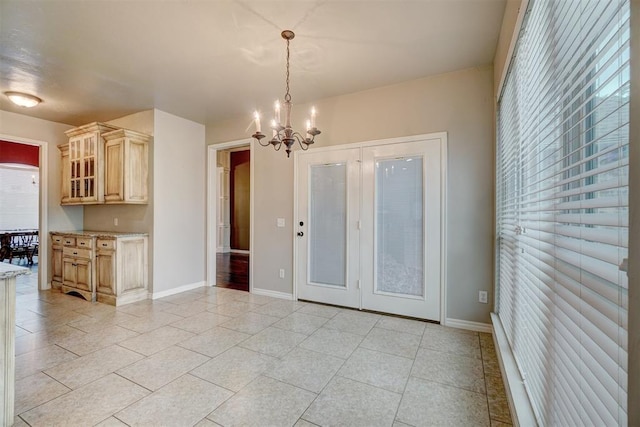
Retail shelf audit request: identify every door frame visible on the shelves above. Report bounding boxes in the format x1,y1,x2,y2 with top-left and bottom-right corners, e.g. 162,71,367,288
0,133,49,291
206,139,254,291
293,132,448,323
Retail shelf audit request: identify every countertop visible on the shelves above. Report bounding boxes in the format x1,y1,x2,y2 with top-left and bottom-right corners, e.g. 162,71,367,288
50,230,149,238
0,263,29,279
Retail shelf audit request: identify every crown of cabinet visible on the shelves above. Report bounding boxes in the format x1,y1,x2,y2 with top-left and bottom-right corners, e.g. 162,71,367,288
59,123,150,205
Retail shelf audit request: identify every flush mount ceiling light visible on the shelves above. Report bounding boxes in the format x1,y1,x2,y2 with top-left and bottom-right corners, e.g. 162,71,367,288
5,91,42,108
251,30,320,158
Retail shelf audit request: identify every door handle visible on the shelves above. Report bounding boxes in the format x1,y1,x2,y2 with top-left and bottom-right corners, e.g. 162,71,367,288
297,231,304,237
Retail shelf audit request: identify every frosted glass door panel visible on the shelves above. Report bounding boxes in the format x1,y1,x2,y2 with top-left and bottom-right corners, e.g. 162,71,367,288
309,164,347,287
375,157,424,297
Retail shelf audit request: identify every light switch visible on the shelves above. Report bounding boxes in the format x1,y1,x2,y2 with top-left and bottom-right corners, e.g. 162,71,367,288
277,218,285,227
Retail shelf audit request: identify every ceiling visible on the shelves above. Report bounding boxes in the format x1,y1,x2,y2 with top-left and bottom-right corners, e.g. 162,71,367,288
0,0,506,127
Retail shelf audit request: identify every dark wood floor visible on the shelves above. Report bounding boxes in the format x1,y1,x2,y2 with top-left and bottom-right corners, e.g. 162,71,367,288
216,252,249,291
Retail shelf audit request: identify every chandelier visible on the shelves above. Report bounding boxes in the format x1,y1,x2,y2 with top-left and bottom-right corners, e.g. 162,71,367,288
251,30,320,157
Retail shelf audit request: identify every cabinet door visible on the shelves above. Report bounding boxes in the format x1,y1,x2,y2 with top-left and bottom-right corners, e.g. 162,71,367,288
75,259,92,291
104,138,124,202
96,250,116,295
69,137,83,202
62,257,77,286
125,137,148,203
51,246,63,283
80,133,99,202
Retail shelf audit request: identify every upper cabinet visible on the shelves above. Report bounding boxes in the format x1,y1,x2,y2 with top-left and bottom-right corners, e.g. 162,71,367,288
103,129,150,204
59,122,150,205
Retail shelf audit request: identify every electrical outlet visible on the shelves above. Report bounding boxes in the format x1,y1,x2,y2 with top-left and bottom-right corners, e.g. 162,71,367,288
479,291,488,304
279,268,285,279
114,218,119,226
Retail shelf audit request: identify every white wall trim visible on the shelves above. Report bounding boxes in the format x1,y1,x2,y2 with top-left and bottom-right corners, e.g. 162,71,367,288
443,317,492,333
151,281,205,299
0,133,49,291
491,312,537,427
206,139,254,291
251,287,294,301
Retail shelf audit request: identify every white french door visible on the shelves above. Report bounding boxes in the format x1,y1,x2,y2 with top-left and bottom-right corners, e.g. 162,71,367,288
295,147,361,308
295,135,444,321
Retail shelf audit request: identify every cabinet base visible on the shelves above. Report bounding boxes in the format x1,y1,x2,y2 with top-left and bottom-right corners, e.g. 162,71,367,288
97,289,147,306
61,285,95,302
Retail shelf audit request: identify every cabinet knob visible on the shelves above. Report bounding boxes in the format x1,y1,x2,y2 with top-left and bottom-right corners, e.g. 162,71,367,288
73,252,78,255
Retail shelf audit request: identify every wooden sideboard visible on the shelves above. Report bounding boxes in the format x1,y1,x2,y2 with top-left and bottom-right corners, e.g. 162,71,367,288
51,231,148,306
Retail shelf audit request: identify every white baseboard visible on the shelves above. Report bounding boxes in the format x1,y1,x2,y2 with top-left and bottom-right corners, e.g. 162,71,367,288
491,313,537,427
151,281,206,300
251,287,294,300
444,317,493,333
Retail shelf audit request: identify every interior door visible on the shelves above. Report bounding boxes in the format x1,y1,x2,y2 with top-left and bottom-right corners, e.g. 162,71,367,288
361,140,442,320
296,148,361,308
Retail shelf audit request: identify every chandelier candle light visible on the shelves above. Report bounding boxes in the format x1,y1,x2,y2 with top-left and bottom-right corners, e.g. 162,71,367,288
252,30,320,157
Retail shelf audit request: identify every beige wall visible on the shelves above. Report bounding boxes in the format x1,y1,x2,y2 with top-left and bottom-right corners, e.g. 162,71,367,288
0,110,77,286
208,65,495,324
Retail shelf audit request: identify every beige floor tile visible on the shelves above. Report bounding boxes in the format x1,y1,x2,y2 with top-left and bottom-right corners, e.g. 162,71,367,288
297,303,343,318
11,416,30,427
161,300,213,317
230,292,276,305
491,420,513,427
21,374,148,427
483,354,502,376
302,376,401,427
67,311,140,333
299,327,364,359
209,376,316,427
488,394,513,424
412,348,486,394
190,346,278,392
397,377,490,427
178,326,251,357
393,421,414,427
272,312,329,335
116,374,232,426
157,291,205,305
294,420,320,427
14,325,86,356
250,299,306,318
118,325,195,356
15,372,71,415
375,316,427,336
218,311,280,334
17,311,92,333
54,324,139,356
94,416,129,426
239,326,307,357
15,326,31,338
170,311,232,334
44,344,144,389
209,300,262,317
117,345,210,391
115,310,185,334
360,327,421,359
324,310,381,336
15,344,78,380
421,326,481,359
338,347,412,393
265,347,344,393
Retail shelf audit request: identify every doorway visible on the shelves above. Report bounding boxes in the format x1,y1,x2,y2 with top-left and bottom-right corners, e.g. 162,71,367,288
207,140,253,292
294,133,446,321
0,137,49,292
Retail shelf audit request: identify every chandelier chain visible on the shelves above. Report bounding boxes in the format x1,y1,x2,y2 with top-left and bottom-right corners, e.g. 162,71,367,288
285,38,291,103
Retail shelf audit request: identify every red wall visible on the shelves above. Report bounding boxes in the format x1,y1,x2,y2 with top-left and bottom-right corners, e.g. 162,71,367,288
0,140,39,167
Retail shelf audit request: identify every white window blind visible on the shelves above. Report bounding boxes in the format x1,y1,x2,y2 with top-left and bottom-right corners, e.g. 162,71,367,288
496,1,629,426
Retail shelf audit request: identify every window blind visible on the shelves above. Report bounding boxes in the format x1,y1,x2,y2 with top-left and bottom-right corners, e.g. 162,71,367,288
496,1,629,426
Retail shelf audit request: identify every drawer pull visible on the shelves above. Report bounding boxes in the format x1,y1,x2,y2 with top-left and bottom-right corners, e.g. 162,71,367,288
73,251,78,255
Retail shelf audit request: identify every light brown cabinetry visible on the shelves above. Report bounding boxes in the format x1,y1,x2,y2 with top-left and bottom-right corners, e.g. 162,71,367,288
59,122,149,205
50,232,148,305
51,234,64,286
60,122,119,205
103,129,150,204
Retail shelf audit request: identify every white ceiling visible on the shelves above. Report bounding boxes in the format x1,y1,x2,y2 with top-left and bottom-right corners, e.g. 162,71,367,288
0,0,506,127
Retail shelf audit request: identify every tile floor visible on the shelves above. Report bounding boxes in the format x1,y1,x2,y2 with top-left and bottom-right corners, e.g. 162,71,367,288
11,276,512,427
